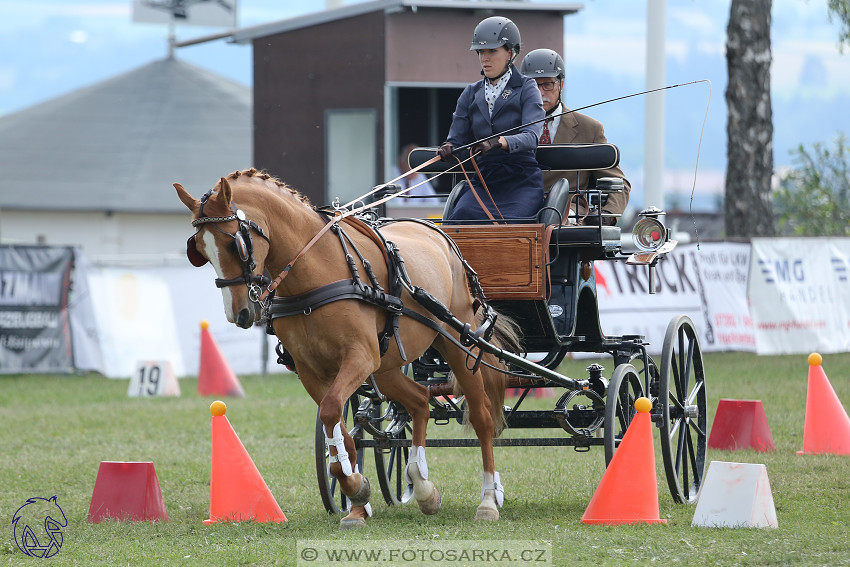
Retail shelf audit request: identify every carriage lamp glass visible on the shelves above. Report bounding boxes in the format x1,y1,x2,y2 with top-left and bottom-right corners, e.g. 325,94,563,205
632,217,666,252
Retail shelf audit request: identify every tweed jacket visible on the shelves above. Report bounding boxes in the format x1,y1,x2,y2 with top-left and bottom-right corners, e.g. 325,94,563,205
542,102,631,222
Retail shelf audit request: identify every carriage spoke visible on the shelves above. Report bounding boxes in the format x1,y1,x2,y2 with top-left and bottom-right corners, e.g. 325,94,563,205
686,379,704,406
675,417,687,474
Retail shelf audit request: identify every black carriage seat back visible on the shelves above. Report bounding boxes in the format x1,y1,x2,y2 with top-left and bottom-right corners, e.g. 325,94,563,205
408,143,620,174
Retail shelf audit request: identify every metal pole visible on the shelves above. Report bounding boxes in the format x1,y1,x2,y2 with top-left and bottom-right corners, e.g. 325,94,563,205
643,0,666,210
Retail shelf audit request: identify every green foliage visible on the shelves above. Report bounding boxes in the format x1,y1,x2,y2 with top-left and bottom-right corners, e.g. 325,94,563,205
774,132,850,236
827,0,850,51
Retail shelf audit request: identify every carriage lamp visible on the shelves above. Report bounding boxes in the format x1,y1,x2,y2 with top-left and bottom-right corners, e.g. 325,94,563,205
632,208,668,253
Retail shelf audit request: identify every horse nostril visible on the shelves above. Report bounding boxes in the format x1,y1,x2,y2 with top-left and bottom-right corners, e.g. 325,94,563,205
236,308,253,328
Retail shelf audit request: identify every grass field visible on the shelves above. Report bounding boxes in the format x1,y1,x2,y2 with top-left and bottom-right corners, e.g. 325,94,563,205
2,351,850,566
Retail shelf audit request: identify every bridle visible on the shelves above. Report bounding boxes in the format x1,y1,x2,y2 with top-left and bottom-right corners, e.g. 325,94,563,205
186,190,272,307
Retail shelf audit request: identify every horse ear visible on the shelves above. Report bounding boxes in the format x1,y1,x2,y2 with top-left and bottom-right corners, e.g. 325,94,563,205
220,177,233,204
174,183,199,212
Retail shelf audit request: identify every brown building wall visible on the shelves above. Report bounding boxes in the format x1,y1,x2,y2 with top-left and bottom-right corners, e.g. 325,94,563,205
251,7,569,205
252,11,386,203
385,11,565,84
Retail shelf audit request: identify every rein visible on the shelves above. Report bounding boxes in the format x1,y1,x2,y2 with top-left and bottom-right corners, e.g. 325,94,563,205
258,153,482,301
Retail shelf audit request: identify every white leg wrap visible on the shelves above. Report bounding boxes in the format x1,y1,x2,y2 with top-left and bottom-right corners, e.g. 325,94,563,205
481,471,504,508
325,422,353,477
402,445,430,503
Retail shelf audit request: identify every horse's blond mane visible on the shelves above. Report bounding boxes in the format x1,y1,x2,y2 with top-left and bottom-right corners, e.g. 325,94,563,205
225,168,311,205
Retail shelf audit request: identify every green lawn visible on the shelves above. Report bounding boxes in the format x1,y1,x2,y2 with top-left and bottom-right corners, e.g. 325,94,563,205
2,351,849,566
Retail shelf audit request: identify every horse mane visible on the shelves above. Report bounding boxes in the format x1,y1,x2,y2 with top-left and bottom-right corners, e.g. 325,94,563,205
224,168,312,206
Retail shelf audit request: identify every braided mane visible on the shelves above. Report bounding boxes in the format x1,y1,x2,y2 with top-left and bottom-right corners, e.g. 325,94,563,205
224,168,311,206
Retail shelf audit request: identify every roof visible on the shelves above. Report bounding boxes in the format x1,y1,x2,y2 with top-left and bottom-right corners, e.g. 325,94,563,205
0,58,251,214
227,0,583,45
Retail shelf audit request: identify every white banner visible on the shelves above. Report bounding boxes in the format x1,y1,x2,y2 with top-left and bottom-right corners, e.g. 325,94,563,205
749,238,850,354
596,242,755,354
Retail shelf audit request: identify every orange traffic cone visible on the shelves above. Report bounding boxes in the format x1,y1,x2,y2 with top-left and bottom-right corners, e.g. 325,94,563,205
582,397,666,524
204,401,287,524
797,353,850,455
198,320,245,397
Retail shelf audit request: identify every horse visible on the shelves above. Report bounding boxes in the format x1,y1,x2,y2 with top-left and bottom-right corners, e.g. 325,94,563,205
174,168,518,528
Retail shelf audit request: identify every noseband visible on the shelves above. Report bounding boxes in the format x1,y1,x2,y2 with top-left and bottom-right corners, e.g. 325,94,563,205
187,190,272,304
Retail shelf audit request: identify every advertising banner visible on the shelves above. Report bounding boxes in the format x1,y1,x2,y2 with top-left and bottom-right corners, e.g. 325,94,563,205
596,242,755,354
749,238,850,354
0,245,74,373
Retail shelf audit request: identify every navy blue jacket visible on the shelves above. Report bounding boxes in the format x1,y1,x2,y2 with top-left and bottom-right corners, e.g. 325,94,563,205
445,65,545,221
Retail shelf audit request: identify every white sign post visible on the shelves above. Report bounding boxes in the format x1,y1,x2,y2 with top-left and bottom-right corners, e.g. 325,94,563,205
128,360,181,397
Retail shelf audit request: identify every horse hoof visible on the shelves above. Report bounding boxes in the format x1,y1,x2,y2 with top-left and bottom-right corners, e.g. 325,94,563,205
416,486,442,515
475,504,499,521
339,516,367,530
348,475,371,507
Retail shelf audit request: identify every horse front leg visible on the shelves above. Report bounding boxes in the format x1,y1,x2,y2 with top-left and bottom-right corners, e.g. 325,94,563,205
317,351,378,529
373,369,441,515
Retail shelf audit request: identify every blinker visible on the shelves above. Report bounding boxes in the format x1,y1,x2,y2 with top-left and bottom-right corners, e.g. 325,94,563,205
234,230,250,262
186,234,209,267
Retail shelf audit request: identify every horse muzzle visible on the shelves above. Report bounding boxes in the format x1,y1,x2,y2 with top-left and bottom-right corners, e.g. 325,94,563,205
235,306,255,329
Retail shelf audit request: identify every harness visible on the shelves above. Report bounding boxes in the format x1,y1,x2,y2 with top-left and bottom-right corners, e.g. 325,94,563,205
267,213,502,373
268,211,408,359
187,188,501,373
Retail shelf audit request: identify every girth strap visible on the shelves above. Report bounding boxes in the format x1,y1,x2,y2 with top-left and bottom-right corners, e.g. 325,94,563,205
268,279,403,318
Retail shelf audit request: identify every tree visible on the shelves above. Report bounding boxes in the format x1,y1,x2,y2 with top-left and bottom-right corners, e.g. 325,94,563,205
827,0,850,51
774,133,850,236
725,0,775,237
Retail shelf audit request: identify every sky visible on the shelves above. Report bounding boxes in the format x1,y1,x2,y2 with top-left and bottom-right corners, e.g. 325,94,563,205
1,0,848,210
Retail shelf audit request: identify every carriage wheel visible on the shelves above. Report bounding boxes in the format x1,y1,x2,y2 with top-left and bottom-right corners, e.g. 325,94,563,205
314,394,365,514
604,363,645,465
373,401,412,506
657,315,708,504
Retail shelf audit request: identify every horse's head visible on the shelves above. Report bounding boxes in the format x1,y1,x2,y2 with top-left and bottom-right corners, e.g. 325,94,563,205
175,176,272,328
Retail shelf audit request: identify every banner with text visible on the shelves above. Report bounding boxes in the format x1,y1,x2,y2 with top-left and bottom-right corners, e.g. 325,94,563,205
0,245,74,373
749,238,850,354
596,242,755,354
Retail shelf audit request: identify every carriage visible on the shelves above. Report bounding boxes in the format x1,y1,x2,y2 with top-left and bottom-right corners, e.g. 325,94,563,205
313,143,707,513
175,141,707,527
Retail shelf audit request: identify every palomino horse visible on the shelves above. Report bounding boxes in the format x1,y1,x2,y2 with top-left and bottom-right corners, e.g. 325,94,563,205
175,168,518,528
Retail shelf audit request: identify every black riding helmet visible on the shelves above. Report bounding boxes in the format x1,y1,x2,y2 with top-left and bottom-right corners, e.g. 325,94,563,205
520,49,565,80
470,16,521,78
470,16,521,53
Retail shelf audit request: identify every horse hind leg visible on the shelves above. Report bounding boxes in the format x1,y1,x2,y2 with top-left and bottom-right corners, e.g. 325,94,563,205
372,368,441,515
437,342,506,521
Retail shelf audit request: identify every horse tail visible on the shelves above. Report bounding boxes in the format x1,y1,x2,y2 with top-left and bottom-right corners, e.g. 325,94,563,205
452,307,520,438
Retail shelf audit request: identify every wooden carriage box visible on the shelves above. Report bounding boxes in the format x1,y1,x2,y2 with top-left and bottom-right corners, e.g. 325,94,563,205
442,224,547,301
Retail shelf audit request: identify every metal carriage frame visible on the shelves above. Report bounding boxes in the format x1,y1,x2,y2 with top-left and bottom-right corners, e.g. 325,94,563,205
313,144,708,515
